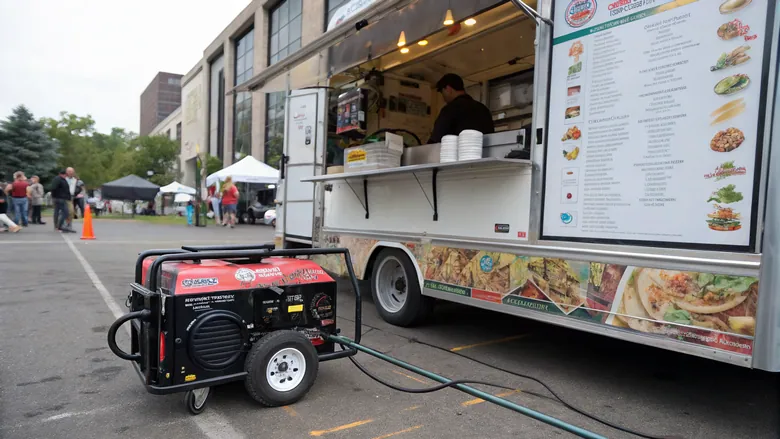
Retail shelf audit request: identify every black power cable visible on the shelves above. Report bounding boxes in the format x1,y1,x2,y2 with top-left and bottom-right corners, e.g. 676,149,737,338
331,320,680,439
406,337,682,439
346,353,514,394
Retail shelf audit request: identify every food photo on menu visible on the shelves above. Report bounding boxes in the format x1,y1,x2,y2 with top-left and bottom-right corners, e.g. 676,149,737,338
710,98,746,125
611,268,758,338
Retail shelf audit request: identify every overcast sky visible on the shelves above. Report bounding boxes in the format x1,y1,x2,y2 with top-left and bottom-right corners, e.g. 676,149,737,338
0,0,250,134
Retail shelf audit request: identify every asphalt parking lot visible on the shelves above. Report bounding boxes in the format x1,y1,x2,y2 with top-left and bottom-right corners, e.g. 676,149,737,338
1,219,778,439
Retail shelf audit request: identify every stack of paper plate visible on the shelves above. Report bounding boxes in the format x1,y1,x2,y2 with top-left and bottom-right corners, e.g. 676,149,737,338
440,135,458,163
458,130,483,161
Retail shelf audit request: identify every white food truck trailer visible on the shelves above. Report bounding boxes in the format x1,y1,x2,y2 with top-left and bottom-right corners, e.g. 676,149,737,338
232,0,780,370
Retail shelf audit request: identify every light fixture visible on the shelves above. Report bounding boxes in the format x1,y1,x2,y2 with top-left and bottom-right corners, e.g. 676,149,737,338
400,47,410,54
397,31,406,47
443,9,454,26
464,17,476,26
417,39,428,46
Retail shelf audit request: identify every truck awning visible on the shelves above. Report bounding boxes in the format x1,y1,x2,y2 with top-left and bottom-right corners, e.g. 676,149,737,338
228,0,412,95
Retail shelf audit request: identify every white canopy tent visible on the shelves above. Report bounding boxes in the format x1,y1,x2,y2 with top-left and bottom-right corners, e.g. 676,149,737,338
173,193,193,203
206,156,279,187
159,181,197,195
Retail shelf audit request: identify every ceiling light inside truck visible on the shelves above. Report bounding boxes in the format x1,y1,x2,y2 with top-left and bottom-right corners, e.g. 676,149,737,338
443,9,454,25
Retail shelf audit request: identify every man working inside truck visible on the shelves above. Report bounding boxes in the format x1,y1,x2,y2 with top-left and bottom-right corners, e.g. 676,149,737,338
427,73,494,144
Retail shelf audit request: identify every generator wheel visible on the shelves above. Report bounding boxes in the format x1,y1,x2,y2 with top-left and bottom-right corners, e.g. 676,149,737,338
371,248,433,327
184,387,211,415
244,330,318,407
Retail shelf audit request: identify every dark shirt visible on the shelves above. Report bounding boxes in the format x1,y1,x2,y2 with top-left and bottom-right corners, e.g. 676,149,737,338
51,175,71,200
428,94,495,144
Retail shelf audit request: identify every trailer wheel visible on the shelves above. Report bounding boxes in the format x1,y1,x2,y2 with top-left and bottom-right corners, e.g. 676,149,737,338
244,330,318,407
371,248,433,327
184,387,211,415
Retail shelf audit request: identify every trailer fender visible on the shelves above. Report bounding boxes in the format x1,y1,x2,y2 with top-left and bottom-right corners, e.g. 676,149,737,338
364,241,424,288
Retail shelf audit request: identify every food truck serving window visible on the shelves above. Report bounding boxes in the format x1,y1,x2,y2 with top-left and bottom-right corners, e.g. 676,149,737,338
540,0,776,252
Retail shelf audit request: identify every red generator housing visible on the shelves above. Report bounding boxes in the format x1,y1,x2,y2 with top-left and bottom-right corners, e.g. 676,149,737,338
108,244,361,414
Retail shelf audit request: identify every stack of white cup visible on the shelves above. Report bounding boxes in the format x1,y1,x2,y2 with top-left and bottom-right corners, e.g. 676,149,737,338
440,135,458,163
457,130,483,161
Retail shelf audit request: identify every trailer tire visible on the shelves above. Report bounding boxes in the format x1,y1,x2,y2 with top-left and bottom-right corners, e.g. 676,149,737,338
371,248,433,327
244,330,319,407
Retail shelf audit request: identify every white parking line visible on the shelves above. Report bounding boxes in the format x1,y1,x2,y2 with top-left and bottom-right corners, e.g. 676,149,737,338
0,239,249,245
63,236,247,439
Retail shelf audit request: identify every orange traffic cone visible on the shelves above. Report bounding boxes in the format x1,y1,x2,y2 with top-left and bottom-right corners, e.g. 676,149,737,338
81,204,95,240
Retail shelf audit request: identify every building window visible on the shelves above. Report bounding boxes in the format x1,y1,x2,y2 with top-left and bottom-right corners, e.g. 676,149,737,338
264,91,285,168
233,28,254,161
166,129,172,139
269,0,302,66
167,77,181,85
326,0,349,26
176,122,182,142
217,69,225,161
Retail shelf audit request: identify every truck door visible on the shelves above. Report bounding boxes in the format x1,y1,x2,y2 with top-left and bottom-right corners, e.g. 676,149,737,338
278,88,327,247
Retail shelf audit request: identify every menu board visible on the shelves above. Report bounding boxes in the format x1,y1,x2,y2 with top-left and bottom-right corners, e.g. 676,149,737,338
542,0,772,249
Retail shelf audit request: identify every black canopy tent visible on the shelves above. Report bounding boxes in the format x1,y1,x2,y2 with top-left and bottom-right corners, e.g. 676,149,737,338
101,175,160,201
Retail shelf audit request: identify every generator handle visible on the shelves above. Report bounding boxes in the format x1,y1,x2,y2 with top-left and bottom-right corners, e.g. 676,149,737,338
107,309,151,362
148,247,362,344
180,243,275,252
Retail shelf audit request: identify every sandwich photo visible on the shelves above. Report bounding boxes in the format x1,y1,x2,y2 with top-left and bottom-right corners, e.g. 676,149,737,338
719,0,752,14
707,204,742,231
565,106,580,119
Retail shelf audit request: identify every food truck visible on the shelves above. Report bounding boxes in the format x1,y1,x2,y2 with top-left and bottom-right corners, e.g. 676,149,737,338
231,0,780,370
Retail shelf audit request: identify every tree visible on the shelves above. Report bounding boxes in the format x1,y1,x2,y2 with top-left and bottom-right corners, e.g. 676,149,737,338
206,155,223,176
126,135,180,186
41,112,107,187
264,136,284,170
0,105,59,182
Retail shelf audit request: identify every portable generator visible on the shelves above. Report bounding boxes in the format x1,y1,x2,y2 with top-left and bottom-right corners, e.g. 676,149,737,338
107,244,362,414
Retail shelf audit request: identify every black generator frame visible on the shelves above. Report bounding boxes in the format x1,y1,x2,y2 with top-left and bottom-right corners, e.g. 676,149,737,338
107,243,363,395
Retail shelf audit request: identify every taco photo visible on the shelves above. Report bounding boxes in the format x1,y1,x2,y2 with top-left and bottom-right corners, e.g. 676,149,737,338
616,268,757,337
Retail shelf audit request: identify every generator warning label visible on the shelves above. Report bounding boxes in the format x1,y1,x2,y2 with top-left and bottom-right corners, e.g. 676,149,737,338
184,294,236,311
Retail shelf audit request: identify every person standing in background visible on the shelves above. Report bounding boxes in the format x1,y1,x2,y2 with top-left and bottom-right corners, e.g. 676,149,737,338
219,176,239,228
51,170,75,233
5,171,30,227
29,176,45,225
208,184,221,225
186,198,194,226
65,167,76,227
73,178,85,218
0,174,21,232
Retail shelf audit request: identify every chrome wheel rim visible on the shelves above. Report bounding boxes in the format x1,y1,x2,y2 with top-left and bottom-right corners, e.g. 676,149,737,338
375,256,408,313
